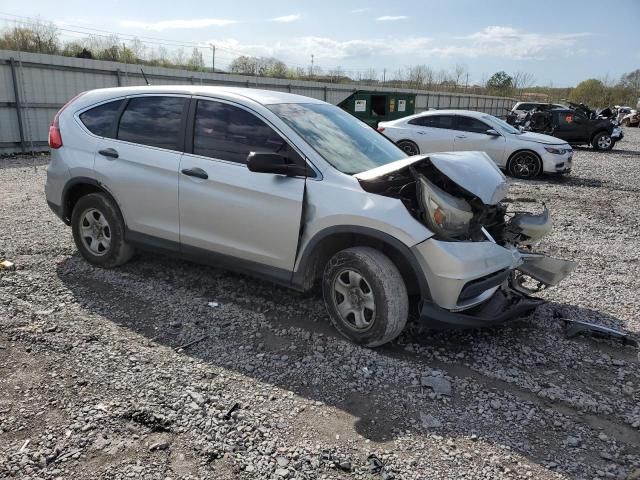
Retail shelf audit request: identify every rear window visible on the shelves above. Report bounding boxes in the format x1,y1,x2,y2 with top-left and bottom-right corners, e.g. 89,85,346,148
79,99,123,137
409,115,455,129
117,96,187,150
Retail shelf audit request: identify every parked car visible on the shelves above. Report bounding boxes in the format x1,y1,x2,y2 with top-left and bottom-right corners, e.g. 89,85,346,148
510,101,568,117
526,108,623,150
377,110,573,179
45,86,575,347
620,109,639,127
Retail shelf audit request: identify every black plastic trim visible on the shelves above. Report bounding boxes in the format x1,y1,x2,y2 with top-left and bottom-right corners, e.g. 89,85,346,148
47,200,63,220
457,268,509,302
125,230,292,287
292,225,430,298
420,286,543,329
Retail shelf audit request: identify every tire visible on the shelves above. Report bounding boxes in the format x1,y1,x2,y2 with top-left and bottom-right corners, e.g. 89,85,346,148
71,192,134,268
592,131,613,151
507,151,542,179
621,119,630,127
322,247,408,347
396,140,420,156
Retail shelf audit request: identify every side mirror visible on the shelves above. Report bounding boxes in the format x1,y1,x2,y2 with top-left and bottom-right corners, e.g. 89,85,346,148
247,152,307,177
485,129,501,136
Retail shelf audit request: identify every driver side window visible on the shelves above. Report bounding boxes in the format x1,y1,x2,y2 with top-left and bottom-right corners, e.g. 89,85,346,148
455,116,490,134
193,100,290,164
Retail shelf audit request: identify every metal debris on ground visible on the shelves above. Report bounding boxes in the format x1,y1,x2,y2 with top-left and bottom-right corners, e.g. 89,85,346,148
223,402,240,420
563,319,638,347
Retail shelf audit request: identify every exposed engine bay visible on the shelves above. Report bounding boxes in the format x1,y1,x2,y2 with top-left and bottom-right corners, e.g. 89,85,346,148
355,152,551,247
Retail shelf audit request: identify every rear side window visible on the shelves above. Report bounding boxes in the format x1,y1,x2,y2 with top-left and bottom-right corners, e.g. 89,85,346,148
516,103,534,111
193,100,288,163
409,115,455,129
455,116,490,134
117,96,186,150
79,99,123,137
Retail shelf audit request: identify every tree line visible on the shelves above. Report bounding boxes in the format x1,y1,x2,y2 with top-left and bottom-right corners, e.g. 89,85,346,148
1,21,638,108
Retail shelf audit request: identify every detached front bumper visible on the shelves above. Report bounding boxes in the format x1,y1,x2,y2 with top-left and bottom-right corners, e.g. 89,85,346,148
419,279,543,328
412,237,576,329
612,127,624,141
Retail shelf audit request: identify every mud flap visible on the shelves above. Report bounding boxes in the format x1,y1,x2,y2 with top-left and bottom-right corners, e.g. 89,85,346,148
516,253,577,286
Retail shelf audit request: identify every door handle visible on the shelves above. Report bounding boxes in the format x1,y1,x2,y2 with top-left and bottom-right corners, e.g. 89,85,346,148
98,148,119,159
455,135,467,139
181,167,208,180
417,131,427,135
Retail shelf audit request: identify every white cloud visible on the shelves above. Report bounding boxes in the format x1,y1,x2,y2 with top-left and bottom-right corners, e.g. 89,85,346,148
120,18,237,31
210,36,431,61
376,15,408,21
271,14,301,22
453,26,591,59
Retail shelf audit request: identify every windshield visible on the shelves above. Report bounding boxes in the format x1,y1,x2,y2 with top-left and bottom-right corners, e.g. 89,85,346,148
483,114,522,135
268,103,406,174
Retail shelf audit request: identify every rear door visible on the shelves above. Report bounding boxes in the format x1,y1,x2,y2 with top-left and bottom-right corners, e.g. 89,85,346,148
406,114,456,152
453,115,506,164
553,111,586,142
93,95,188,243
178,98,306,277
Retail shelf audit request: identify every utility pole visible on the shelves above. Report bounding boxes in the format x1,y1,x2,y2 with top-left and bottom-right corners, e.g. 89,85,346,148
310,54,314,77
383,68,386,84
210,44,215,73
465,72,469,91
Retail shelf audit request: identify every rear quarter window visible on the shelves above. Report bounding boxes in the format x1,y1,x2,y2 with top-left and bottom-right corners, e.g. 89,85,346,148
79,99,124,137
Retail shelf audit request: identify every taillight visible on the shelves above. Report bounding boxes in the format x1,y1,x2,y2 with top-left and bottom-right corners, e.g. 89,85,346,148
377,126,385,132
48,91,87,149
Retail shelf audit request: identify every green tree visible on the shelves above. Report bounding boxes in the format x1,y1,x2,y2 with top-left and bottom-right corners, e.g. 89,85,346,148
568,79,607,107
486,71,513,94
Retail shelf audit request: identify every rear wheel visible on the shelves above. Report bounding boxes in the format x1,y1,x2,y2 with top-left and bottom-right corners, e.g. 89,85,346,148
71,193,134,268
322,247,408,347
508,151,542,179
592,131,613,151
396,140,420,156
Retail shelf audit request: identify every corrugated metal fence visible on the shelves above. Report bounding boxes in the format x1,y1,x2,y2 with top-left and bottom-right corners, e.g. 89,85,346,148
0,49,517,154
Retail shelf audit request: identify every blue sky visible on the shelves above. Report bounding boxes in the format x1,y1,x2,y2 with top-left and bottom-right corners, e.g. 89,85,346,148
1,0,639,86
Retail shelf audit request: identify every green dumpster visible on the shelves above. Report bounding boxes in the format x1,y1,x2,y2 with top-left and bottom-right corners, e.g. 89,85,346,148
338,90,416,127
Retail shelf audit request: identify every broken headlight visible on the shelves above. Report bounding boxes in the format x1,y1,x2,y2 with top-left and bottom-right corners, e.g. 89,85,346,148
416,174,473,240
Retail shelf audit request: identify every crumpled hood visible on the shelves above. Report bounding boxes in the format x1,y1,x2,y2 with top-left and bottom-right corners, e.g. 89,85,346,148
355,151,508,205
516,132,567,145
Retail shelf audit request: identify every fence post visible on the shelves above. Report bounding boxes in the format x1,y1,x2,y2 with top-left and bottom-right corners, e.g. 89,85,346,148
116,68,122,86
9,57,26,153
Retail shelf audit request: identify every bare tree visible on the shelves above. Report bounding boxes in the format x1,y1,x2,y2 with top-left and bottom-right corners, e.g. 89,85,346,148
512,71,536,95
452,64,468,90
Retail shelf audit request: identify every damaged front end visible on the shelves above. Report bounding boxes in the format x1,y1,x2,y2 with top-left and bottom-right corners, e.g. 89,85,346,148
355,151,576,328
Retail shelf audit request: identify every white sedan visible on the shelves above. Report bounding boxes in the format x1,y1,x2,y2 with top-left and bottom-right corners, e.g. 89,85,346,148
377,110,573,179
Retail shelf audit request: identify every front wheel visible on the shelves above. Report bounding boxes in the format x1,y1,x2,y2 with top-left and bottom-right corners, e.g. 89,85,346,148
322,247,408,347
592,132,613,151
508,151,542,179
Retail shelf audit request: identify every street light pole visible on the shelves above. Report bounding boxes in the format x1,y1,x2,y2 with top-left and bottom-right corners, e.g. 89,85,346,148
210,44,215,73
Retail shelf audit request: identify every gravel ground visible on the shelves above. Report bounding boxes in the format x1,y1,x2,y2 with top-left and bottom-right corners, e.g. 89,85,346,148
1,129,639,480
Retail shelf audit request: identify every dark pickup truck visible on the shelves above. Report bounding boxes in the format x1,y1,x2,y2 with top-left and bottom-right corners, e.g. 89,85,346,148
527,108,623,151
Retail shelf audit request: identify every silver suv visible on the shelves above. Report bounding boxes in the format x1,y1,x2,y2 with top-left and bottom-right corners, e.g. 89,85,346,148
46,86,575,347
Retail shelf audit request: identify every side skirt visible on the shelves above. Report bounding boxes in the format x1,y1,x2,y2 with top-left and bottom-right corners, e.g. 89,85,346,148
124,230,295,289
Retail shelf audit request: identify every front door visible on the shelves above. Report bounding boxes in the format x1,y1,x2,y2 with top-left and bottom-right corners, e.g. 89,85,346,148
178,98,306,279
552,111,587,143
453,115,506,165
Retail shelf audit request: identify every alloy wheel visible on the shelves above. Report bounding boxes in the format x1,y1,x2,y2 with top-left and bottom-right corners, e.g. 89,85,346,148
597,135,612,150
332,269,376,331
79,208,112,256
511,153,540,178
398,141,418,156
